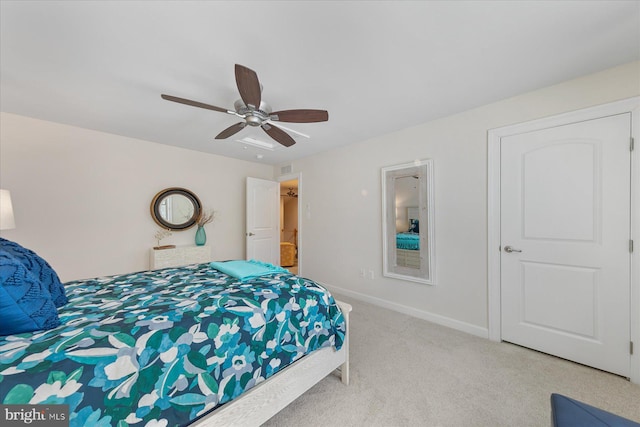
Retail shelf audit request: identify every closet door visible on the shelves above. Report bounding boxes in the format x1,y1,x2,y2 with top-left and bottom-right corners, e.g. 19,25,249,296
500,113,631,377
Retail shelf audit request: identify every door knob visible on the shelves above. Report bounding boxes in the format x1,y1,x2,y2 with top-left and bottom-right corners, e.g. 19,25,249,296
504,245,522,253
247,232,255,236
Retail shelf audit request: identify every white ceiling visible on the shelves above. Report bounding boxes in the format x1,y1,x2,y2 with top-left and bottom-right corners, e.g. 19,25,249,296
1,1,639,165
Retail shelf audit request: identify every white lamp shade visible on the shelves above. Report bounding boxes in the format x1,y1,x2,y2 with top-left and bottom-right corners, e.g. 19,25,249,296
0,189,16,230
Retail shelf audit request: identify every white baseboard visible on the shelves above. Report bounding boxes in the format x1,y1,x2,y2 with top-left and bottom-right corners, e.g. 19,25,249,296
322,282,489,339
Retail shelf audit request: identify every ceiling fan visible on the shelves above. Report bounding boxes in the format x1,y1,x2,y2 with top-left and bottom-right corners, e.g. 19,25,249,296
161,64,328,147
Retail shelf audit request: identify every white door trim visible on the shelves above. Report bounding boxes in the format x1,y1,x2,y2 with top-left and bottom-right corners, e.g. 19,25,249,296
278,172,302,275
487,96,640,383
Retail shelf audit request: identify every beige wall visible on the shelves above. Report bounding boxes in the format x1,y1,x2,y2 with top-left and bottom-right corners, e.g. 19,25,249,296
0,113,273,281
283,197,298,243
1,61,638,333
288,61,640,335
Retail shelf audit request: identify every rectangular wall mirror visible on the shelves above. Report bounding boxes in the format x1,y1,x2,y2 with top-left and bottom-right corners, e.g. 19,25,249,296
382,159,435,285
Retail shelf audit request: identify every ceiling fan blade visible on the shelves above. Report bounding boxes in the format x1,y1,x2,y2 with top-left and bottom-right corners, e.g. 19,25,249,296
161,94,230,113
215,122,246,139
235,64,261,109
264,120,310,138
270,109,328,123
261,123,296,147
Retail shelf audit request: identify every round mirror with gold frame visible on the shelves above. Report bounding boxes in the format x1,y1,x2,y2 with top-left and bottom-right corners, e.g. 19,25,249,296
150,187,202,231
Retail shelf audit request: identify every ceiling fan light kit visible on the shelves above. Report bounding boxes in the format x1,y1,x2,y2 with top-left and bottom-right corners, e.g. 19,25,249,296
236,136,277,151
161,64,328,148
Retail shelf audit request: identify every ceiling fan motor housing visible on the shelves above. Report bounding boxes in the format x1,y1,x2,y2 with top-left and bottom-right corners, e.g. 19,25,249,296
234,99,272,126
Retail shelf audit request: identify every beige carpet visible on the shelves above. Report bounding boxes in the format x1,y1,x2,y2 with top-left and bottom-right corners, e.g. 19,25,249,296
263,294,640,427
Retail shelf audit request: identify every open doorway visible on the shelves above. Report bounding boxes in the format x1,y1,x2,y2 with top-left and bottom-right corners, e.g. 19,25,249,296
279,178,299,275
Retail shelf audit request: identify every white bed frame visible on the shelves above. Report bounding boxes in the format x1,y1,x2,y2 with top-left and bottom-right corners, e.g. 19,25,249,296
396,248,420,268
192,300,352,426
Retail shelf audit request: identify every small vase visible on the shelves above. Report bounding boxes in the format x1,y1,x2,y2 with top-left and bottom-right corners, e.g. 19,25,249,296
195,226,206,246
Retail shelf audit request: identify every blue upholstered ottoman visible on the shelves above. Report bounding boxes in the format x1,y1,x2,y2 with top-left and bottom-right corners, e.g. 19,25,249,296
551,393,640,426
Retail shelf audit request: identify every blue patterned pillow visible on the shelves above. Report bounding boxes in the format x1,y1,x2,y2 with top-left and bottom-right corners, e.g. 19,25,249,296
0,252,61,336
0,238,67,307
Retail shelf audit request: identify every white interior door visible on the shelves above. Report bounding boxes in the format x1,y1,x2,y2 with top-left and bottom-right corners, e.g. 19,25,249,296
500,113,631,377
246,177,280,265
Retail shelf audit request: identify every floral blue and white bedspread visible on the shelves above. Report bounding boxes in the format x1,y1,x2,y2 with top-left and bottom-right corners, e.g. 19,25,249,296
0,263,346,426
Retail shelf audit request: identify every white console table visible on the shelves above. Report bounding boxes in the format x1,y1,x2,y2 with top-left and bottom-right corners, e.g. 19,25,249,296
150,245,211,269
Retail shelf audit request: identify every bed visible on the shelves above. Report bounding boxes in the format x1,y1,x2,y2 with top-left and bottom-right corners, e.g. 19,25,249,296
396,207,421,268
396,232,420,250
0,249,350,427
396,233,420,269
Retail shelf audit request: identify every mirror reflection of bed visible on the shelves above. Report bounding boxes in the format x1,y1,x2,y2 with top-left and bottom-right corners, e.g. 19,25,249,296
280,179,299,274
281,237,297,270
396,206,421,268
382,159,435,285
